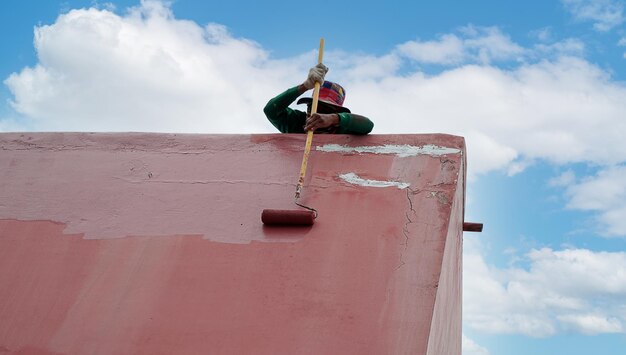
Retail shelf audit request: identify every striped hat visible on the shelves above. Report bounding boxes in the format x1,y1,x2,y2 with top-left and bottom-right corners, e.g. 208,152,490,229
297,81,351,113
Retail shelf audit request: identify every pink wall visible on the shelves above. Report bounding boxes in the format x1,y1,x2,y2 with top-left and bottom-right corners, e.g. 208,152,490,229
426,160,465,355
0,133,465,354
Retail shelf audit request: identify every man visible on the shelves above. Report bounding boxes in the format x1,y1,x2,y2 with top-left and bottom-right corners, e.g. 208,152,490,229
264,64,374,134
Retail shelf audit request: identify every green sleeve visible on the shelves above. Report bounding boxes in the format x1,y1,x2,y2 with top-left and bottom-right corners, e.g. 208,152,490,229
263,86,307,133
336,112,374,135
264,86,374,135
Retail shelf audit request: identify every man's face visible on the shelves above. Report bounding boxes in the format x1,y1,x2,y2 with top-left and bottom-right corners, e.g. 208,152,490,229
307,102,341,115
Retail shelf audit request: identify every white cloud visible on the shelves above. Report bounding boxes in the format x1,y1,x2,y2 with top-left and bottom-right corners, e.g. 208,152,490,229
562,0,625,31
557,313,624,334
531,27,553,42
462,334,490,355
396,26,525,65
533,38,585,58
326,51,402,82
396,26,583,67
565,165,626,236
3,1,626,180
0,116,26,132
396,34,466,65
460,26,527,63
464,239,626,336
549,169,576,187
4,0,301,133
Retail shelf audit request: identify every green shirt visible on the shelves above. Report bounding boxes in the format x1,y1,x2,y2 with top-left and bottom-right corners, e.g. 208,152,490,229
263,86,374,134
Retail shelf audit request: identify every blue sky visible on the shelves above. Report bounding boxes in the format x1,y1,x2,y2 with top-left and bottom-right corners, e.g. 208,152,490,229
2,1,626,354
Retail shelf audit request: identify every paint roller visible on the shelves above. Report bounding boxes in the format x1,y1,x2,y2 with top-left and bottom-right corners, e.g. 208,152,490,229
261,38,324,226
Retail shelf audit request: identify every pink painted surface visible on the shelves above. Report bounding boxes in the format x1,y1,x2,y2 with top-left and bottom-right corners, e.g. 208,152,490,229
0,133,465,355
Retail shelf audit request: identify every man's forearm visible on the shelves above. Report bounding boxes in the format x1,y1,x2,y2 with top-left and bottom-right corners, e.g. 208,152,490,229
337,113,374,134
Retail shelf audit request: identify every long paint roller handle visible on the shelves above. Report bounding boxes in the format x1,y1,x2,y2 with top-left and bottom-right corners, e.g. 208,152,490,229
295,38,324,200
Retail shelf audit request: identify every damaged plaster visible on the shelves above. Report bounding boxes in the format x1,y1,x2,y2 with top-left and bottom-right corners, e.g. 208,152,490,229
339,172,410,189
317,144,461,157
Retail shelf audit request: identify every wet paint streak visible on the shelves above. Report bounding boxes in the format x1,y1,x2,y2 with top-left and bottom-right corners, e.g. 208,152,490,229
339,172,410,189
317,144,462,157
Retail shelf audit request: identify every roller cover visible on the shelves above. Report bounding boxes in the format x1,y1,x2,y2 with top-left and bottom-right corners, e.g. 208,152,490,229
261,209,315,226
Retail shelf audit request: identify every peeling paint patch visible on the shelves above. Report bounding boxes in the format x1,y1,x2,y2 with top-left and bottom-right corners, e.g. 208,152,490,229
317,144,461,157
339,173,410,189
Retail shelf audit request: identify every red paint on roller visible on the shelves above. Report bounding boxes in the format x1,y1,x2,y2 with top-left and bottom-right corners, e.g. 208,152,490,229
261,209,315,225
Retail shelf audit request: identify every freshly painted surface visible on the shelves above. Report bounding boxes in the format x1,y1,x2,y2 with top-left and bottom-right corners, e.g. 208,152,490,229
0,132,465,354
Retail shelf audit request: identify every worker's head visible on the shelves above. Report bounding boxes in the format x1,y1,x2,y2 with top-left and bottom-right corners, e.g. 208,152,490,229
297,81,351,115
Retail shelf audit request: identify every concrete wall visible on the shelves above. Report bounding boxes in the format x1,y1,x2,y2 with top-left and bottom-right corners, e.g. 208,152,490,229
426,157,464,355
0,133,465,354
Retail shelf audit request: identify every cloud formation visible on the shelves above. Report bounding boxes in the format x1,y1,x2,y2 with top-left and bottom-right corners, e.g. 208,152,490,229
564,165,626,236
462,334,490,355
4,1,303,134
395,26,585,66
464,239,626,336
562,0,626,31
396,26,525,65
